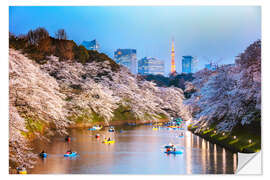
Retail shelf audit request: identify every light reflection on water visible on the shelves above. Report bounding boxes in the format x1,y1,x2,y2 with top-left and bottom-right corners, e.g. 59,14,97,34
29,125,237,174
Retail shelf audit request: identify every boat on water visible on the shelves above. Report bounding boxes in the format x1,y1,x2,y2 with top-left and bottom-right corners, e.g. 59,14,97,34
108,126,115,132
39,152,48,158
102,140,115,144
64,152,77,157
17,167,27,174
65,136,71,142
152,127,159,130
164,151,183,155
88,125,103,131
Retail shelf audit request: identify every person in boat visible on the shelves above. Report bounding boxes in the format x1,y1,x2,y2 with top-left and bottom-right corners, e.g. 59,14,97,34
166,147,171,152
107,137,111,141
66,149,72,154
40,150,46,156
96,134,100,138
171,145,176,152
17,165,26,173
65,135,71,141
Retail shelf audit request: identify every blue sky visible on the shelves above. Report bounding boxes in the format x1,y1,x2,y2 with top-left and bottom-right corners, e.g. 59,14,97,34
9,6,261,75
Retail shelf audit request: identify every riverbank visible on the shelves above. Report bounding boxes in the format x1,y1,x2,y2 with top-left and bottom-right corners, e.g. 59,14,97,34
70,118,169,128
188,123,261,153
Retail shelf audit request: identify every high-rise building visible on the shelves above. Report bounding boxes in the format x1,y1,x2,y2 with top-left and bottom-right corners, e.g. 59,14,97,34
182,56,194,74
171,38,176,73
114,49,137,74
81,39,100,51
138,57,164,76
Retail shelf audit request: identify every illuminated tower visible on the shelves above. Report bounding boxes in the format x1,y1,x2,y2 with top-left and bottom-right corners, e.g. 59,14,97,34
171,38,176,73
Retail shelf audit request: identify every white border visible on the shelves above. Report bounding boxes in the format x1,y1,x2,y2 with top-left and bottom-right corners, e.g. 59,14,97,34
8,0,262,6
2,0,270,179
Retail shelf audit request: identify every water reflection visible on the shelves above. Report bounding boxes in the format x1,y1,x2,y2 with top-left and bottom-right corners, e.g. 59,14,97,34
223,148,227,174
214,144,217,172
233,153,237,172
30,126,237,174
185,130,192,174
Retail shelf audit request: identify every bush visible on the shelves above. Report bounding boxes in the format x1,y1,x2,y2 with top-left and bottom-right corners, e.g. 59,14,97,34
55,29,67,40
9,27,120,71
87,50,120,71
51,38,76,61
27,27,49,46
74,45,89,64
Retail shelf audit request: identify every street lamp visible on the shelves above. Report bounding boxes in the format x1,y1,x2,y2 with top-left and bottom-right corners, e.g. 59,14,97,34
248,139,252,144
233,136,237,140
222,132,225,136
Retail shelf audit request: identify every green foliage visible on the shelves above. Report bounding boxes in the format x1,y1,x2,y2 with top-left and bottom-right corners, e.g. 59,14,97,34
9,35,28,50
10,28,120,72
202,128,214,135
143,73,194,90
21,117,46,139
87,50,120,71
68,110,92,124
73,45,89,64
229,139,239,145
91,111,105,123
68,109,105,124
111,105,138,121
218,134,229,141
157,113,168,120
189,121,261,153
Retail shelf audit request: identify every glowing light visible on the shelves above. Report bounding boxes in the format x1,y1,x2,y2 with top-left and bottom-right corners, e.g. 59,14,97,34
185,131,192,174
233,136,237,139
222,148,226,174
171,38,176,73
222,132,225,136
248,139,252,144
214,130,216,134
233,153,237,173
213,144,217,173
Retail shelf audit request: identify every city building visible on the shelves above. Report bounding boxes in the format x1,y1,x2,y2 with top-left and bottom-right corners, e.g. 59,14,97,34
171,38,176,74
138,57,164,76
114,49,137,74
182,56,195,73
81,39,100,51
205,62,217,71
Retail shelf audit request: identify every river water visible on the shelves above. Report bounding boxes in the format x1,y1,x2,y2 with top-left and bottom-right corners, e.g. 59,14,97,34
29,125,237,174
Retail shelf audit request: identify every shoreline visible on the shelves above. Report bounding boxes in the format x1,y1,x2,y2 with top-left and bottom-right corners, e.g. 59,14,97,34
69,118,169,128
188,126,258,153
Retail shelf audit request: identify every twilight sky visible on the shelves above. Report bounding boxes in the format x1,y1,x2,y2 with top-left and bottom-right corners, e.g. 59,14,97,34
9,6,261,75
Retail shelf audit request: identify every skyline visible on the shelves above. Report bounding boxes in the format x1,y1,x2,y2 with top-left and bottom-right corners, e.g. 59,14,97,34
9,6,261,74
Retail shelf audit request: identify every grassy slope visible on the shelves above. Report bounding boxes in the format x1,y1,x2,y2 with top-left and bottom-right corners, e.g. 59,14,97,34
188,121,261,153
